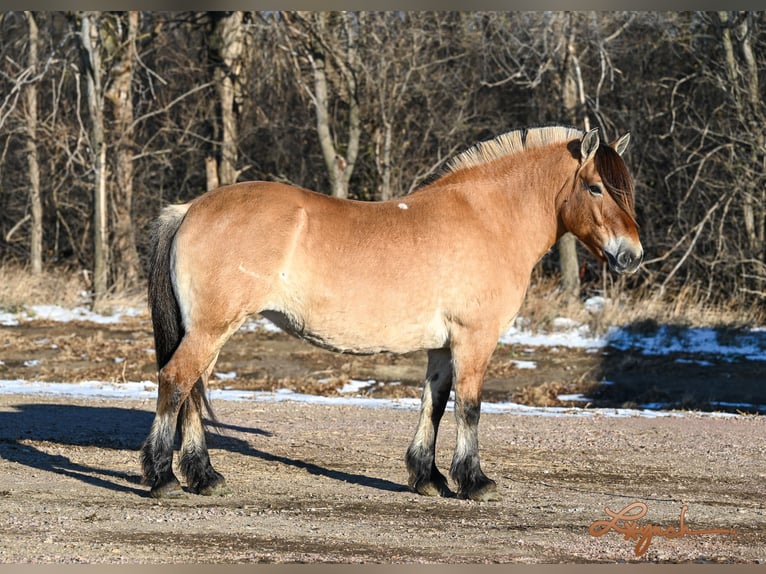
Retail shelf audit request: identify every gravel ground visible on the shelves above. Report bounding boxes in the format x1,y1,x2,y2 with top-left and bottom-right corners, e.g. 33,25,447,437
0,393,764,563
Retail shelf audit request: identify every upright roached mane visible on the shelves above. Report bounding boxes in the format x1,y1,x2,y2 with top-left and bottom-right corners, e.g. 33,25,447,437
140,124,643,502
445,126,584,173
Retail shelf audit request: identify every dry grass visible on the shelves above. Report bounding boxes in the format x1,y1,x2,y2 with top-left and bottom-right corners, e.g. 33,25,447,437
0,265,147,313
0,265,89,310
519,276,764,334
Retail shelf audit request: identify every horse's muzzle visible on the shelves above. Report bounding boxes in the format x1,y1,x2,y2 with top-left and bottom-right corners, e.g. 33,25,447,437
605,242,643,274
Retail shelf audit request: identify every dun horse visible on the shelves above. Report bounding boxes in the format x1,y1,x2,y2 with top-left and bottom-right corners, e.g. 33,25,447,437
140,126,642,501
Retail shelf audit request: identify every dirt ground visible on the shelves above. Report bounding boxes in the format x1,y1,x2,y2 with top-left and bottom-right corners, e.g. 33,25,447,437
0,319,765,563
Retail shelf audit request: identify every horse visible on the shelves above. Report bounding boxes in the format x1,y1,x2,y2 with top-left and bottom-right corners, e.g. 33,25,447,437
140,125,642,501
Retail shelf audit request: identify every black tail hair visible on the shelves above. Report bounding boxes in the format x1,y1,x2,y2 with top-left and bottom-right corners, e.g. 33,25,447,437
148,204,187,371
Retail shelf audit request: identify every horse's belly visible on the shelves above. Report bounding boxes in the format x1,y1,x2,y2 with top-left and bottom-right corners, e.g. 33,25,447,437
259,305,449,355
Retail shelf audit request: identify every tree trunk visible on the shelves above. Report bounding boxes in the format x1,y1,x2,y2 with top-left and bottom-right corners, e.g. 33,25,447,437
288,12,361,199
212,11,245,187
24,12,42,275
556,12,585,299
718,11,764,258
80,12,109,308
205,156,220,191
377,120,393,201
106,11,140,292
311,51,348,199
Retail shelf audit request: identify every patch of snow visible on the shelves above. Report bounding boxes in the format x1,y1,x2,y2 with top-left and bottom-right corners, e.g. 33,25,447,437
551,317,579,330
584,296,608,313
557,393,589,402
338,379,374,394
510,360,537,369
675,358,714,367
607,325,766,361
499,323,607,349
1,304,144,325
239,317,283,333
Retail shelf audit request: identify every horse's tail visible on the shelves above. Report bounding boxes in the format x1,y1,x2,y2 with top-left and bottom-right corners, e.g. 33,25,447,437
148,203,189,371
148,203,220,427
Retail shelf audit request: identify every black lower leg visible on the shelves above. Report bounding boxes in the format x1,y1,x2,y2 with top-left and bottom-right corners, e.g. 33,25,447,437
178,387,228,495
406,356,453,497
450,399,498,501
140,413,183,498
406,446,451,497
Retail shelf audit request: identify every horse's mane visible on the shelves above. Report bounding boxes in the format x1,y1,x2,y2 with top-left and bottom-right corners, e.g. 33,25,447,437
444,125,584,174
438,125,636,220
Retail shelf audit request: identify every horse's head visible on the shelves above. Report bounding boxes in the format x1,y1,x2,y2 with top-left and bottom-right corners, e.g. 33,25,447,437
560,129,643,274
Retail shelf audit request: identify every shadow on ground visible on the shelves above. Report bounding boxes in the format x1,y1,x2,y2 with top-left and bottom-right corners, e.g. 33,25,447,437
589,320,766,414
0,402,407,496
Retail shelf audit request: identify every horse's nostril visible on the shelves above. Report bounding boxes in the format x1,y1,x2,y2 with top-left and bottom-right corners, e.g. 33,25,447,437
618,251,632,268
606,247,642,273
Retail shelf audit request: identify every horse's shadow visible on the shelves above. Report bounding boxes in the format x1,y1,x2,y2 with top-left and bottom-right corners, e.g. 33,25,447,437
0,402,407,497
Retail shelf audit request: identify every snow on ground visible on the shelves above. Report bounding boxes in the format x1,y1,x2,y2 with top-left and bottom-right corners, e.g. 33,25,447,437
0,378,736,419
1,298,765,418
0,304,143,326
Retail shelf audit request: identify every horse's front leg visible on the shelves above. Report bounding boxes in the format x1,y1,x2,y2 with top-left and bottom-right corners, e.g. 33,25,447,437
406,348,454,497
449,336,500,501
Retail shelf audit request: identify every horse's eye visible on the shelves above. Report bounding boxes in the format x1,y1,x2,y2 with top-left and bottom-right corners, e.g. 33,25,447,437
587,184,603,196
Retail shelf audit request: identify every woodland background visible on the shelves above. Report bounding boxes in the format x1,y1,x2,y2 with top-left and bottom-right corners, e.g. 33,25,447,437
0,11,763,318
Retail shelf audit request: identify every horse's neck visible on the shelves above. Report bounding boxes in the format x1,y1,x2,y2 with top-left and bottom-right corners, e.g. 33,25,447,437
438,157,566,267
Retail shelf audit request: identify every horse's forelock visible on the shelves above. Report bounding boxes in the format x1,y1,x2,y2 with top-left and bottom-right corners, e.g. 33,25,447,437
595,144,635,219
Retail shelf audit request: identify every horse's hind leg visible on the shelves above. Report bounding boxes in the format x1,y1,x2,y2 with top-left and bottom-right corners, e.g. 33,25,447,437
406,348,454,497
140,331,221,498
178,360,230,496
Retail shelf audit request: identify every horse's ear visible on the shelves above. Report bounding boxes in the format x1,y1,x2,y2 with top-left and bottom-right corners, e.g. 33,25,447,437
580,128,600,166
611,132,631,156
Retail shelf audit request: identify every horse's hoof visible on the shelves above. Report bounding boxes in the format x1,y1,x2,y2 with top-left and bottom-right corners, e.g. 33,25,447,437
150,477,185,499
409,469,454,498
461,480,501,502
197,477,230,497
413,480,454,498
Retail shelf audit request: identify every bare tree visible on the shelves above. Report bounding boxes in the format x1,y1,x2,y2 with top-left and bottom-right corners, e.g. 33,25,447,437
281,12,361,199
105,11,140,292
210,11,247,187
717,11,764,258
359,12,478,200
78,11,109,307
24,12,43,274
553,12,587,299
